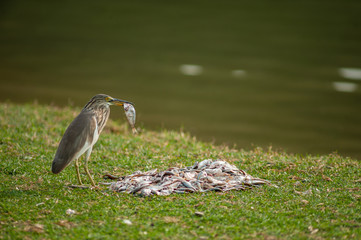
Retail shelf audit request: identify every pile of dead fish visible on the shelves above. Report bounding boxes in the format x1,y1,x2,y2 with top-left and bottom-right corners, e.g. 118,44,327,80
109,159,270,196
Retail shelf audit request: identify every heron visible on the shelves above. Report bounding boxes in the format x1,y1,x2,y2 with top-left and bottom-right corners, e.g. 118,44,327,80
52,94,133,187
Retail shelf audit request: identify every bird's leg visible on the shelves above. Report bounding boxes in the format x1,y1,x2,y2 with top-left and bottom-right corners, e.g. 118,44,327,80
84,147,96,187
74,159,83,185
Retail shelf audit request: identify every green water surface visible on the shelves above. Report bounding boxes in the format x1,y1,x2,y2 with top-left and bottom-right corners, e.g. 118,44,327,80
1,1,361,158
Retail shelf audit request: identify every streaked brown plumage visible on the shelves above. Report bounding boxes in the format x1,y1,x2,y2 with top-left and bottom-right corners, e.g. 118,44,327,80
52,94,133,187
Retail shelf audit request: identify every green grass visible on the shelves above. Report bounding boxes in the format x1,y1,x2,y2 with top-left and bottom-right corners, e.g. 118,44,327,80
0,102,360,239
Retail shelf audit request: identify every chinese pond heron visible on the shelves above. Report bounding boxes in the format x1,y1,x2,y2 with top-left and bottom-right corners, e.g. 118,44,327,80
52,94,133,187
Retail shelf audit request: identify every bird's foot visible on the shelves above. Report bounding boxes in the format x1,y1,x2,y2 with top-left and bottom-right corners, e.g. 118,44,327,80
67,184,90,189
90,185,101,190
67,184,102,190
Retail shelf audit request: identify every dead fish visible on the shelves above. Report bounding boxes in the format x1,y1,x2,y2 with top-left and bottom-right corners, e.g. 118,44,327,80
195,181,203,191
174,190,187,194
174,177,196,190
245,178,270,185
99,182,112,186
123,103,137,134
129,185,149,194
161,171,176,178
109,159,270,196
147,185,163,191
184,171,196,180
103,173,120,180
144,169,158,176
206,176,225,185
181,181,196,190
177,188,195,192
140,188,152,196
197,159,212,169
209,160,226,169
197,171,207,180
166,181,181,190
158,189,173,196
161,179,180,188
205,168,222,175
205,187,223,192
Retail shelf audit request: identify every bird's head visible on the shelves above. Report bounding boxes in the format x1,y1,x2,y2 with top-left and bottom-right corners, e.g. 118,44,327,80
86,94,133,108
105,95,133,106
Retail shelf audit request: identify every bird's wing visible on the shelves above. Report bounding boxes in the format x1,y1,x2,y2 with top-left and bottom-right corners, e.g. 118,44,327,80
52,110,98,174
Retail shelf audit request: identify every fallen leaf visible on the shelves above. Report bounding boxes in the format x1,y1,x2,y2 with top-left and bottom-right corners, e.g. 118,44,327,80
294,188,312,195
55,220,76,228
122,219,132,225
289,175,303,180
195,211,204,217
24,223,44,233
308,225,319,234
293,181,301,186
322,175,333,181
163,216,179,223
194,201,205,208
264,236,278,240
65,209,76,215
353,194,361,199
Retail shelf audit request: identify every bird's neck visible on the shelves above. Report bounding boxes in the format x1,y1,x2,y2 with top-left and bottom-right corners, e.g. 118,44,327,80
95,105,110,133
84,104,110,134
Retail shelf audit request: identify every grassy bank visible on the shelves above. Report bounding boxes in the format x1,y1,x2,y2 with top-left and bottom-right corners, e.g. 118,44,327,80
0,102,360,239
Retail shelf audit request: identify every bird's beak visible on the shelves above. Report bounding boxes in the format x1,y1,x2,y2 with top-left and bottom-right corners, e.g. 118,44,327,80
110,98,133,106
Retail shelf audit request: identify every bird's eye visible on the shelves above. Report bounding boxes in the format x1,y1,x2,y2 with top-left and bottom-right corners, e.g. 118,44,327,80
105,97,112,102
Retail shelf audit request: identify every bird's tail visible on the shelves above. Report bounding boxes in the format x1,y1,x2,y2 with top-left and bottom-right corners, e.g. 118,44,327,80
52,157,68,174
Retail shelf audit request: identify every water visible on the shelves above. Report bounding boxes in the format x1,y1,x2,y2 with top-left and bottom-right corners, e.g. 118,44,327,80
1,1,361,159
